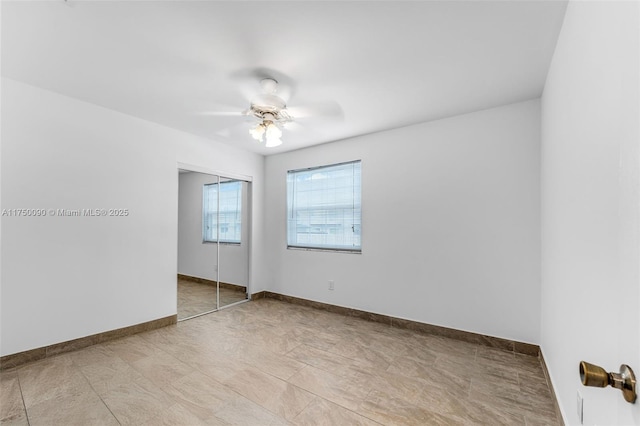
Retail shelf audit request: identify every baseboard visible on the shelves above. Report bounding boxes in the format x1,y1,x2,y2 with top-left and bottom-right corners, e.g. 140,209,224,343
177,274,247,292
539,349,566,425
250,290,267,300
258,291,540,357
178,273,247,292
0,314,177,371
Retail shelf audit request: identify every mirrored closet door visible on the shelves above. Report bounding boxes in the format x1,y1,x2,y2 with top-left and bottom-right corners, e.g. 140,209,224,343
177,169,250,320
217,178,249,309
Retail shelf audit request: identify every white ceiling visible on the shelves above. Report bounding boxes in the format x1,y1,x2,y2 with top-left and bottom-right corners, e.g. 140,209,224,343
1,1,567,155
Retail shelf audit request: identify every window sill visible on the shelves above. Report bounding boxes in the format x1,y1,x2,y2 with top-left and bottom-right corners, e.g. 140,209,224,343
287,246,361,254
203,241,241,246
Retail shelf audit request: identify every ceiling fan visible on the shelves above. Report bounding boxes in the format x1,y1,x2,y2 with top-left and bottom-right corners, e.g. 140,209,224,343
204,72,343,148
245,78,291,147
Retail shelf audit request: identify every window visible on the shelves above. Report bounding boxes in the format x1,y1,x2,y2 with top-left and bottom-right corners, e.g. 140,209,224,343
287,160,361,252
203,180,242,244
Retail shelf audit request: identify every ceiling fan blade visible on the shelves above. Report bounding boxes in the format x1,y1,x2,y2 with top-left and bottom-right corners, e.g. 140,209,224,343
199,111,246,117
283,121,305,132
196,101,249,117
287,101,344,120
213,120,260,140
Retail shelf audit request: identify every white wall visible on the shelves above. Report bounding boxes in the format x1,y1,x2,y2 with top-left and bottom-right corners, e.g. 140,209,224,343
265,99,541,344
540,1,640,425
178,172,249,286
0,78,265,356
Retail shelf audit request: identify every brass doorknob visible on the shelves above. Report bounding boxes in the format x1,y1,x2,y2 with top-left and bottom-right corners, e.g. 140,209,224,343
579,361,637,403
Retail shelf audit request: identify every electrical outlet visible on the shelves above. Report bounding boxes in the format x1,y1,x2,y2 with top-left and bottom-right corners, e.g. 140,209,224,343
577,390,583,424
328,280,335,290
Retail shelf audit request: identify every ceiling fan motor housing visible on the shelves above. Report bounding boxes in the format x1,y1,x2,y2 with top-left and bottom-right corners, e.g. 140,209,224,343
250,94,291,122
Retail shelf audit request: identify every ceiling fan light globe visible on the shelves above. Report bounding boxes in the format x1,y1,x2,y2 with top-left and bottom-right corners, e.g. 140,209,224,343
265,122,282,139
265,136,282,148
249,124,265,141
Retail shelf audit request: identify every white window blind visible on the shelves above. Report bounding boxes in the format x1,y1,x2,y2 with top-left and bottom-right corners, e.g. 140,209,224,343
287,160,361,251
203,180,242,244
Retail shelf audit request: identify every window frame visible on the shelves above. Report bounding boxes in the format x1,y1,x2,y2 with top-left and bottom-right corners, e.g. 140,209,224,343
202,180,243,245
286,160,362,253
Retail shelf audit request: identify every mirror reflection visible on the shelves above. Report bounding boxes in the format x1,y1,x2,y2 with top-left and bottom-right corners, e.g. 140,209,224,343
177,170,219,319
216,177,249,308
177,170,249,320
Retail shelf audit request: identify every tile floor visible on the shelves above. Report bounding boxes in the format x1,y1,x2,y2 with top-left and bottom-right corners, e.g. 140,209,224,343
1,299,560,425
178,279,247,320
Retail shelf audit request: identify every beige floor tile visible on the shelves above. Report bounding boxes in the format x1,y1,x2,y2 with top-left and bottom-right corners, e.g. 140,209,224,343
105,334,165,363
263,381,315,421
408,356,472,399
417,384,524,425
286,344,357,377
131,349,195,386
524,412,561,426
100,376,176,425
327,338,394,370
293,397,381,426
68,344,120,368
79,354,144,396
223,366,315,420
355,367,428,405
278,325,342,352
140,402,230,426
26,390,118,426
357,388,463,426
0,371,27,424
18,355,94,408
396,343,439,365
190,352,251,383
386,353,437,381
214,397,288,425
424,335,479,358
468,382,557,420
162,370,240,419
288,365,370,411
471,361,521,388
470,375,522,401
7,298,561,426
241,347,307,381
239,328,302,356
0,414,30,426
